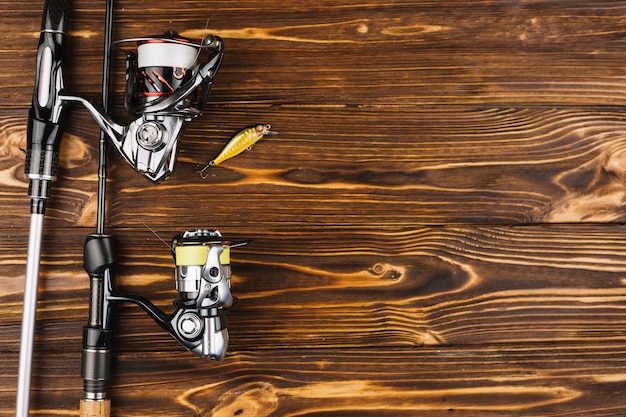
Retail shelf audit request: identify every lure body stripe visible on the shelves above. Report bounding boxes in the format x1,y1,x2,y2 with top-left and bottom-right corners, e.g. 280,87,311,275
197,124,275,178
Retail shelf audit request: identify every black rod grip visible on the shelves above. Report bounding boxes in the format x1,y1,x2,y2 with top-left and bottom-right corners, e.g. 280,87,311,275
26,0,70,208
82,234,116,401
41,0,69,32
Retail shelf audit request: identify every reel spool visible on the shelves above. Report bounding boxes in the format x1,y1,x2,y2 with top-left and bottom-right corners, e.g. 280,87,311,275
120,31,209,115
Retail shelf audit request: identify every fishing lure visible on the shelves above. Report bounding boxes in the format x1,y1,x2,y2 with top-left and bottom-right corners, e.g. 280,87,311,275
196,124,277,177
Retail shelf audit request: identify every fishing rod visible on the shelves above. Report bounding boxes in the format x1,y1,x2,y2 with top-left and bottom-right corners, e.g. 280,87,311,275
17,0,70,415
19,1,237,416
79,0,114,414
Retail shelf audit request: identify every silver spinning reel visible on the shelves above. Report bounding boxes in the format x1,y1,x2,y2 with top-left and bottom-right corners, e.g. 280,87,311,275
90,229,240,361
62,31,224,183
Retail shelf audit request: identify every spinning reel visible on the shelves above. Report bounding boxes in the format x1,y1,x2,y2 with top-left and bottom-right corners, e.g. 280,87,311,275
169,230,235,358
62,31,224,183
84,229,238,365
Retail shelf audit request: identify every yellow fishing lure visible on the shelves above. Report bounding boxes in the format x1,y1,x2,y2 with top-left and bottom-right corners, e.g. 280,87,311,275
196,124,277,178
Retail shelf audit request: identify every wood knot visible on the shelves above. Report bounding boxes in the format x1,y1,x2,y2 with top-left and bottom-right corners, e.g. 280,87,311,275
370,262,403,280
605,146,626,181
281,168,329,184
209,381,278,416
356,23,369,34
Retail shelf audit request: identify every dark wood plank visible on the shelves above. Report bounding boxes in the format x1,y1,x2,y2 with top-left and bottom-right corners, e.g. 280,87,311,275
3,0,626,108
2,345,626,416
4,106,626,228
3,225,626,353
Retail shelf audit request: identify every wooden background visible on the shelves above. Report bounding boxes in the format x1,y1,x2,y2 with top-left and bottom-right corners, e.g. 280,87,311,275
3,0,626,415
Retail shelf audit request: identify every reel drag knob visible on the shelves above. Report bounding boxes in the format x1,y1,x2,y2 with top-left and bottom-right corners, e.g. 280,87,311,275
178,312,202,339
136,121,164,150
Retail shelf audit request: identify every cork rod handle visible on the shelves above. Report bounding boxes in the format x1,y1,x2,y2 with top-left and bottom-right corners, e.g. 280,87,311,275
80,399,111,417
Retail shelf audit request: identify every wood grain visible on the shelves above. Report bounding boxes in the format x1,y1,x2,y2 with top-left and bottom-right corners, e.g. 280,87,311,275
4,106,626,227
3,1,626,107
3,346,626,416
3,0,626,416
3,225,626,352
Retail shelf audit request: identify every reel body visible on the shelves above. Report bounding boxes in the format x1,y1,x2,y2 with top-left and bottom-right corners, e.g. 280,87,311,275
169,229,234,359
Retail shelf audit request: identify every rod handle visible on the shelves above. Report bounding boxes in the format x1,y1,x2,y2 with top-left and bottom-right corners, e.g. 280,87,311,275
41,0,69,32
79,399,111,417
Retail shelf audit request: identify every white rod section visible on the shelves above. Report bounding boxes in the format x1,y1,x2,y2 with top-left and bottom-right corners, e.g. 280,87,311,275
16,213,45,417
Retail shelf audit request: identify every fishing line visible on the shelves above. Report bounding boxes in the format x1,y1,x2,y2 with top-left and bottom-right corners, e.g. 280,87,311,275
139,220,175,254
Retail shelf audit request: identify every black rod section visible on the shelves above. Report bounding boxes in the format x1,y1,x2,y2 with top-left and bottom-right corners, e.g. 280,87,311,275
80,2,116,415
96,0,114,234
